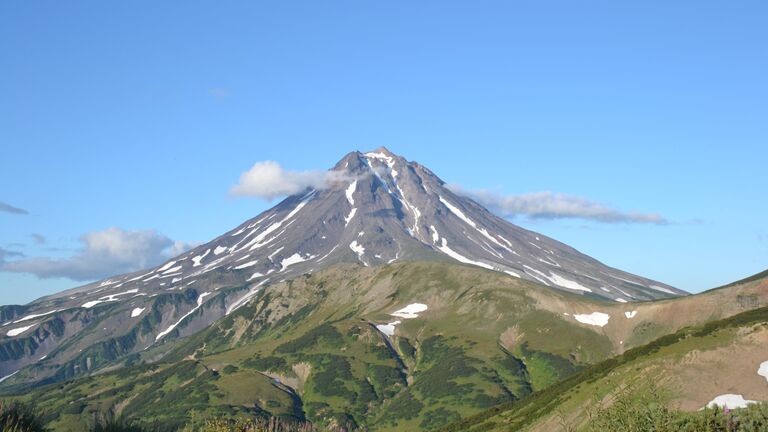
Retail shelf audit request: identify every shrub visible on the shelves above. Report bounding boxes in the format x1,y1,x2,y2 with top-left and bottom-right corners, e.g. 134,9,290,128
0,400,46,432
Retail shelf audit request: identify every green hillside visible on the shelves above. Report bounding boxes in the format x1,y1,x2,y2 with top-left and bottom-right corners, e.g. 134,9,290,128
4,263,767,431
440,301,768,431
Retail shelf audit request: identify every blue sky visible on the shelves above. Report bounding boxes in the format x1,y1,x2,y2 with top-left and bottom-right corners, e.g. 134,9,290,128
1,1,766,304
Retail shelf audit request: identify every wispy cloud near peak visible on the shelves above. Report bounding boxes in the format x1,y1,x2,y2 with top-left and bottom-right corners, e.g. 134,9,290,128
231,161,356,200
449,186,668,225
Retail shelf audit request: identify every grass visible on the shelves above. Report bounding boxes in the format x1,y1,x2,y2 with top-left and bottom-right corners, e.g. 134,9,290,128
438,305,768,431
579,382,768,432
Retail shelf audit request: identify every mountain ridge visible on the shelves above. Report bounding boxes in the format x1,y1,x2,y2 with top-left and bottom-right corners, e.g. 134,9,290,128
0,147,683,391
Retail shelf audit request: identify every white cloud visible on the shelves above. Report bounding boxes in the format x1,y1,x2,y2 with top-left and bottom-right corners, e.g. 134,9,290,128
0,227,194,281
231,160,355,200
449,186,668,224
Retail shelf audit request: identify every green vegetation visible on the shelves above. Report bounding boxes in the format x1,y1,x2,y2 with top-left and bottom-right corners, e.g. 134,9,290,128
580,383,768,432
439,305,768,432
4,262,765,431
0,400,347,432
0,400,45,432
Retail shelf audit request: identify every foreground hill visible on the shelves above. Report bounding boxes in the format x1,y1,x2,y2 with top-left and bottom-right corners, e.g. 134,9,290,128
440,268,768,432
4,263,765,431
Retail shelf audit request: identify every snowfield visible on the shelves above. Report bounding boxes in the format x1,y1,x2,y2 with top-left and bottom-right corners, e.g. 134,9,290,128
11,309,61,324
6,324,35,337
706,394,757,409
390,303,428,319
349,241,366,265
155,292,212,341
280,253,312,271
345,180,357,205
0,371,19,383
436,237,494,270
234,260,258,270
547,272,592,293
573,312,610,327
758,361,768,382
191,249,210,267
375,321,401,336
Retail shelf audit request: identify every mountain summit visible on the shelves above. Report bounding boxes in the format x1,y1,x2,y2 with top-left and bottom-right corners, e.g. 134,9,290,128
53,147,679,309
0,148,684,387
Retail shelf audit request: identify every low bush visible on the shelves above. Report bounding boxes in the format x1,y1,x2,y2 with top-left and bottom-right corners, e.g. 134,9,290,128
0,400,45,432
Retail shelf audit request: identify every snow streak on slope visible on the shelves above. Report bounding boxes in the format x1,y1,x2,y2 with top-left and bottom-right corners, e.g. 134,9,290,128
156,292,211,341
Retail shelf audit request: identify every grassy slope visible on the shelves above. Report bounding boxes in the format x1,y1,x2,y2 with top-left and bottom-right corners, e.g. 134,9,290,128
439,274,768,432
10,263,768,431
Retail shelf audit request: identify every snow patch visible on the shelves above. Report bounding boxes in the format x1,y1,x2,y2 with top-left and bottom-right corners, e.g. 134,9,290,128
349,241,367,266
390,303,428,319
438,196,514,254
156,261,177,272
614,298,628,303
191,249,211,267
268,246,285,261
364,152,395,167
155,292,212,341
547,273,592,292
81,300,105,308
706,394,757,409
281,253,313,271
758,361,768,381
0,371,19,383
82,289,139,308
6,324,35,337
625,310,637,318
11,309,61,324
345,180,357,205
376,321,401,337
649,284,676,295
344,208,357,226
573,312,610,327
504,270,521,278
130,308,145,318
162,265,183,274
237,191,314,253
430,225,440,243
234,260,258,270
436,238,494,270
247,272,265,281
214,246,228,255
226,279,270,314
316,245,339,263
